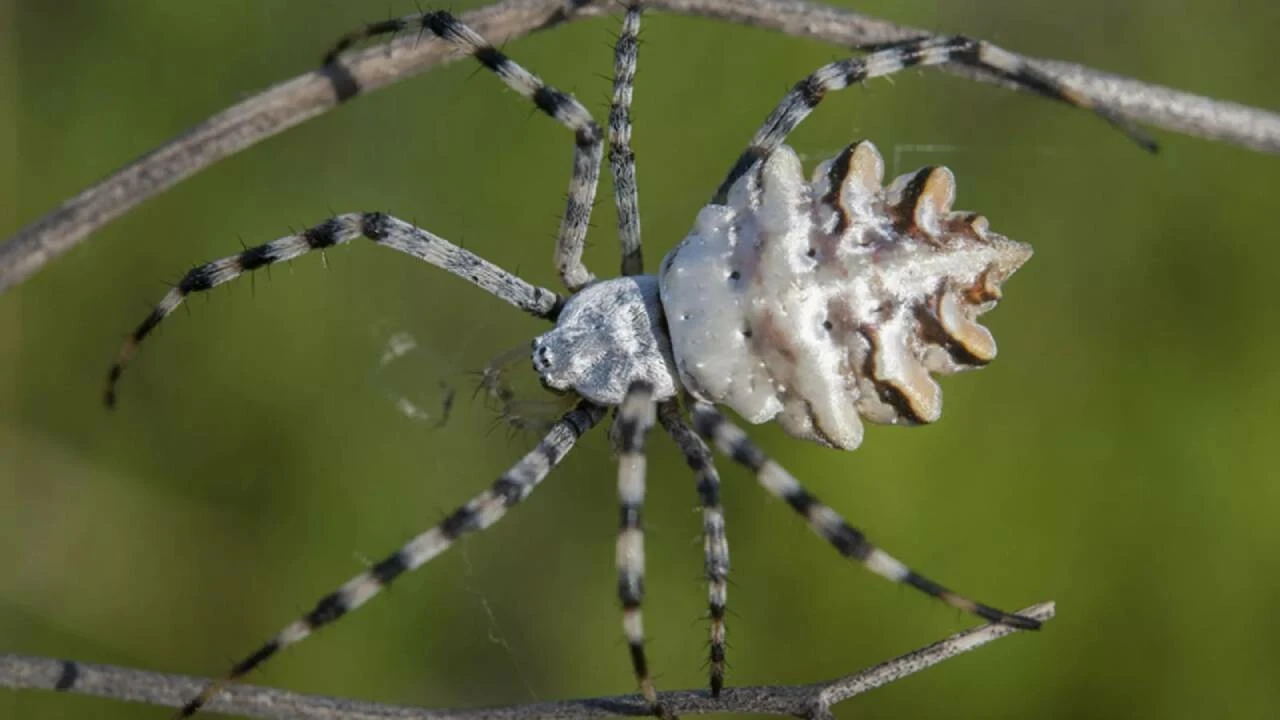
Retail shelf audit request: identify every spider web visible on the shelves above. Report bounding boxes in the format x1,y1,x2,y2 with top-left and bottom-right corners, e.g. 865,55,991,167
460,544,540,702
368,325,459,427
368,318,571,436
364,317,551,701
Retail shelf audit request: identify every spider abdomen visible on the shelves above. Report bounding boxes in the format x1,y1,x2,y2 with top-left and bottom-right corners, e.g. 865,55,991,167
659,141,1032,450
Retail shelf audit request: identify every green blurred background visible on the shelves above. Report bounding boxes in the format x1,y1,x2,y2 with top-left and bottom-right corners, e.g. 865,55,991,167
3,1,1279,718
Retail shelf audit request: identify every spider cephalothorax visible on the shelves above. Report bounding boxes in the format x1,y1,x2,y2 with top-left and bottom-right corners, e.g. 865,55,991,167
102,6,1152,718
532,274,679,404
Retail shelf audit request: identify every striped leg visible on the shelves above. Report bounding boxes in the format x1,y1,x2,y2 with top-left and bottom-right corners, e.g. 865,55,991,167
324,10,603,291
174,401,606,718
690,402,1040,630
610,4,644,276
615,381,667,718
657,401,729,698
712,35,1157,203
105,213,561,407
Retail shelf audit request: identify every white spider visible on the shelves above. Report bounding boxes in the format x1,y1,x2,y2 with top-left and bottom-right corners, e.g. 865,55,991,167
102,6,1153,718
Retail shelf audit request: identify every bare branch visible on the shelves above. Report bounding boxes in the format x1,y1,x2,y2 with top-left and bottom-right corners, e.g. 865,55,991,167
0,602,1054,719
629,0,1280,152
3,0,1276,293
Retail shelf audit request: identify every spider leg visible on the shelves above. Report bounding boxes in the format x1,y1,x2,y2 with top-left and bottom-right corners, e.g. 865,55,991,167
610,4,644,276
173,401,606,719
712,35,1158,203
104,213,560,407
615,381,670,718
657,401,729,698
690,402,1040,630
324,10,604,292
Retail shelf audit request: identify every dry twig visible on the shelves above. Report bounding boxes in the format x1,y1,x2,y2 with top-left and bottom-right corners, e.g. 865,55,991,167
1,0,1277,294
0,602,1053,719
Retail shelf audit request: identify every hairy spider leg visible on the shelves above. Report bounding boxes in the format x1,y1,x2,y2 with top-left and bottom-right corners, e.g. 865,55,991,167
104,213,561,407
657,401,730,697
615,381,668,717
610,4,644,276
173,402,606,719
691,402,1041,630
325,10,604,291
713,34,1158,204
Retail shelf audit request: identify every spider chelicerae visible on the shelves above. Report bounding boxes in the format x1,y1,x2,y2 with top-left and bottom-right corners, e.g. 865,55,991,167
103,6,1153,718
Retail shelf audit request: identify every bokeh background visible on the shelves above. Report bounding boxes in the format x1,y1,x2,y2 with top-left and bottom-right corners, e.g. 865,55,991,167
3,1,1279,718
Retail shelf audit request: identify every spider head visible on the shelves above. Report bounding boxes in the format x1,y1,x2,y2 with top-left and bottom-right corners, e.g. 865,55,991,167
531,275,680,407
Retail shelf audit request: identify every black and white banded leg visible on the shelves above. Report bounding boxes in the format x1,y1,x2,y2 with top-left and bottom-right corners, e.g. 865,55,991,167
610,4,644,276
713,35,1158,203
690,402,1040,630
173,401,606,718
658,401,730,697
325,10,603,291
615,381,668,717
104,213,561,406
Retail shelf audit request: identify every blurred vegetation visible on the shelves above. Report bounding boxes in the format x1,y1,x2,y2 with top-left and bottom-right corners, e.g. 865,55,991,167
3,1,1279,718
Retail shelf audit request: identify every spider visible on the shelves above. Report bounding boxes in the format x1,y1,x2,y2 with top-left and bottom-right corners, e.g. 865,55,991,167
103,6,1154,718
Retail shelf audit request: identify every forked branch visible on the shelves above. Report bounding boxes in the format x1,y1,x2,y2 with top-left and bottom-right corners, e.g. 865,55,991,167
1,0,1278,293
0,602,1054,719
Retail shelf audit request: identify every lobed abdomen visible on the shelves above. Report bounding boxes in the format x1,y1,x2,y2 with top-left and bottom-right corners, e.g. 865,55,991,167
659,141,1032,450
